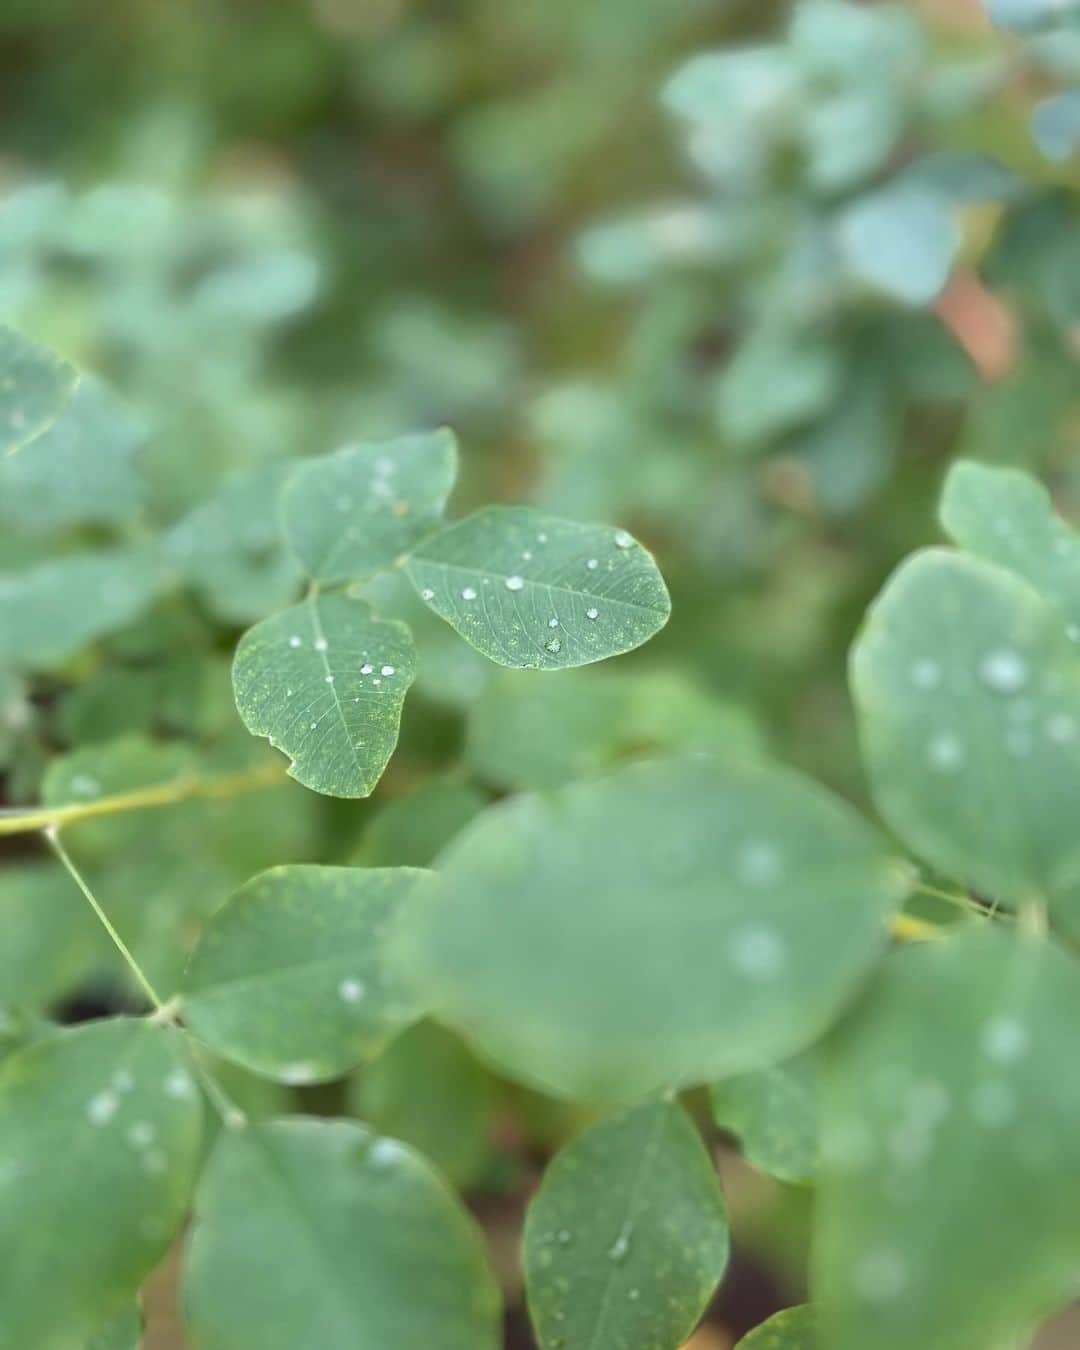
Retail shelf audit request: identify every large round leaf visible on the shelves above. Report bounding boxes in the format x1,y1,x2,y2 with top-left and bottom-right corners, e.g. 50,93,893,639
182,1117,501,1350
282,430,458,584
0,1018,203,1349
524,1100,728,1350
396,756,904,1101
814,926,1080,1350
404,506,670,670
183,865,428,1084
232,593,417,798
851,547,1080,932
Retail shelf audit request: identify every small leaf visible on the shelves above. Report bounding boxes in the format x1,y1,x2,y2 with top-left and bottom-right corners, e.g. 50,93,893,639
0,378,145,532
851,547,1080,933
814,927,1080,1350
282,430,458,584
183,865,428,1084
940,460,1080,628
0,549,163,671
396,756,903,1101
164,463,303,625
182,1118,502,1350
0,326,77,457
837,185,959,305
404,507,670,670
711,1053,818,1185
524,1101,728,1350
352,1020,496,1188
1032,90,1080,162
0,1018,203,1349
736,1306,818,1348
232,593,417,798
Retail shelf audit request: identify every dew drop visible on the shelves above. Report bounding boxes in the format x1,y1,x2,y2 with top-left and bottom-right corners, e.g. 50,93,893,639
369,1137,405,1167
421,588,435,601
855,1250,907,1303
87,1091,119,1126
1047,712,1077,744
736,839,782,886
978,648,1028,695
557,1229,573,1245
538,532,548,543
281,1062,317,1085
339,977,365,1003
164,1069,194,1100
586,558,599,571
980,1016,1029,1064
314,638,329,653
381,665,395,676
112,1069,134,1094
288,635,302,648
927,732,964,773
127,1121,156,1149
309,722,318,730
729,925,785,979
324,674,335,684
608,1229,632,1264
545,636,562,654
614,530,633,548
360,663,374,675
505,575,525,591
910,658,942,690
522,550,533,561
627,1289,640,1301
586,607,599,620
462,587,478,601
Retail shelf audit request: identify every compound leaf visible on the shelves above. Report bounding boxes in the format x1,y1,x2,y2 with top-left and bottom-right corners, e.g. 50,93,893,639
232,593,417,799
524,1101,729,1350
182,1118,502,1350
282,430,458,584
404,507,670,670
183,866,428,1084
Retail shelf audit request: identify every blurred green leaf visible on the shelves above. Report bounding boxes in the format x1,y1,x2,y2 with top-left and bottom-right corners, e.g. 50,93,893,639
815,927,1080,1350
736,1306,818,1347
182,1118,502,1349
837,186,958,305
0,1019,202,1349
0,325,76,457
396,756,903,1101
524,1101,729,1350
282,431,458,584
711,1053,817,1185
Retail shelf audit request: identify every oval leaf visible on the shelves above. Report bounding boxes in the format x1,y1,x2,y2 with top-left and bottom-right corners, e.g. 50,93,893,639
232,593,417,798
0,1018,203,1349
837,185,958,305
736,1306,818,1348
710,1053,818,1185
404,506,671,670
182,1117,502,1350
183,865,428,1084
0,326,77,457
814,927,1080,1350
524,1101,729,1350
282,430,458,584
851,548,1080,932
396,756,904,1101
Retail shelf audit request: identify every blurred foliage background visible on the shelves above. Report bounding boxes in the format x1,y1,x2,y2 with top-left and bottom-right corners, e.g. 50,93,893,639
1,0,1078,1345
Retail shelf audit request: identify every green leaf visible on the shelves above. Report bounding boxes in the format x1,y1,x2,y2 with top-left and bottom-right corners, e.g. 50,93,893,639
0,863,104,1013
710,1053,817,1185
940,460,1080,630
0,1018,203,1349
466,667,762,791
851,548,1080,933
814,927,1080,1350
396,756,903,1101
404,507,670,670
0,326,77,457
716,327,843,450
232,593,417,798
1033,90,1080,161
0,378,145,533
356,778,487,868
837,186,959,305
352,1020,496,1188
182,1118,502,1349
87,1306,142,1350
164,463,303,625
0,549,163,671
281,430,458,584
182,866,428,1084
523,1101,729,1350
736,1306,818,1348
988,0,1080,31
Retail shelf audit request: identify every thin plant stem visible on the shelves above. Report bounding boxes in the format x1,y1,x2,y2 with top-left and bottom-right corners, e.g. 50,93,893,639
45,826,167,1013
